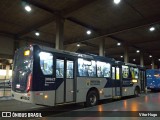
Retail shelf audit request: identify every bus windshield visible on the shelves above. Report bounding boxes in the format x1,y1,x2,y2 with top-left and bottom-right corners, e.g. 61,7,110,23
12,46,33,93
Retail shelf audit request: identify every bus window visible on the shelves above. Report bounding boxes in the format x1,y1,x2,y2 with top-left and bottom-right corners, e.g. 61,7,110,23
122,65,139,79
88,60,96,77
112,67,115,79
39,52,53,75
66,60,73,78
56,59,64,78
78,58,92,77
97,61,110,78
116,67,120,80
130,67,139,79
122,65,129,78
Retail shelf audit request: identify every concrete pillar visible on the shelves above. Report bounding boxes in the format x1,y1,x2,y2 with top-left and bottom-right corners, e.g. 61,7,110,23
151,59,155,69
140,53,144,66
6,65,10,79
55,16,64,50
124,45,129,63
99,39,105,56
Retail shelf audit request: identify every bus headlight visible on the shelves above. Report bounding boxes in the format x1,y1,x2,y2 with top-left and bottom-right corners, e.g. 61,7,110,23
44,95,48,99
132,79,137,83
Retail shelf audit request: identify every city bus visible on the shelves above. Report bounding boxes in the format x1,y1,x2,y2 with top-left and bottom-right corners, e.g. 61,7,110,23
146,69,160,91
11,44,146,106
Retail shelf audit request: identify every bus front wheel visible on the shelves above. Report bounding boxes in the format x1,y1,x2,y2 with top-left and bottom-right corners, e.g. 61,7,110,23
86,90,98,107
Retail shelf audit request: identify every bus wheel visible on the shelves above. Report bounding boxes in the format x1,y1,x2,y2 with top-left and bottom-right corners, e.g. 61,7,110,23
86,90,98,107
134,87,140,97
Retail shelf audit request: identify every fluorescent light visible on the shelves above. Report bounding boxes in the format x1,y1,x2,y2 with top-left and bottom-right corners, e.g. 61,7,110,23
114,0,121,4
117,42,121,46
25,5,31,12
136,50,140,53
35,32,40,36
86,30,91,35
149,27,155,32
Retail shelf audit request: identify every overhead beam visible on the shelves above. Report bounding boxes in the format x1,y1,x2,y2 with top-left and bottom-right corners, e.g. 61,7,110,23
0,54,13,59
67,17,99,32
131,39,160,45
109,36,140,49
124,0,145,18
0,31,16,38
145,48,160,52
22,36,54,46
17,17,56,37
19,0,97,37
109,36,154,56
22,0,60,15
65,17,160,45
81,41,98,48
107,51,138,56
62,0,97,17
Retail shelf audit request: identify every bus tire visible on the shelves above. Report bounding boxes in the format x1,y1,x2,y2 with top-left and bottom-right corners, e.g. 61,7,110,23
86,90,98,107
134,87,140,97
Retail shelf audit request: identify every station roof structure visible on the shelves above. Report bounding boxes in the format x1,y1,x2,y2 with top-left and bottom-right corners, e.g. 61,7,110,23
0,0,160,66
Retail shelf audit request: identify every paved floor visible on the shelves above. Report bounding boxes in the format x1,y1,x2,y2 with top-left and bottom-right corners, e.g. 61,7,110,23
0,92,160,120
0,88,11,98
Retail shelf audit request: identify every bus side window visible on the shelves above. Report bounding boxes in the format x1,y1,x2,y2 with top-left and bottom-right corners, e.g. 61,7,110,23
116,67,120,80
56,59,64,78
97,61,111,78
39,52,53,75
66,60,73,78
122,65,129,78
112,67,115,79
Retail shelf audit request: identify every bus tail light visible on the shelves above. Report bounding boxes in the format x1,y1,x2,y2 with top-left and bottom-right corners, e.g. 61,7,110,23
27,73,32,93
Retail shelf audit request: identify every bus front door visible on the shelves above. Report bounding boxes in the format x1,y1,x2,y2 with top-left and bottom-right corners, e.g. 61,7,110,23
112,66,122,98
55,58,75,104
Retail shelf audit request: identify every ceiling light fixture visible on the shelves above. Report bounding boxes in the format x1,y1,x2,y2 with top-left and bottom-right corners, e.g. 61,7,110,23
25,5,32,12
77,43,80,47
149,55,152,58
35,31,40,36
133,59,136,61
114,0,121,4
149,27,155,32
136,50,140,53
120,55,123,58
117,42,121,46
86,30,91,35
158,59,160,61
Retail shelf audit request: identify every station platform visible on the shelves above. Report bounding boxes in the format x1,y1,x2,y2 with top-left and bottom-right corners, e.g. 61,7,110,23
0,92,160,119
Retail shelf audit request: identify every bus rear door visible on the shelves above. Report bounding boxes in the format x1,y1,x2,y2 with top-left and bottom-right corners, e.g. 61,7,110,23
55,57,76,104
